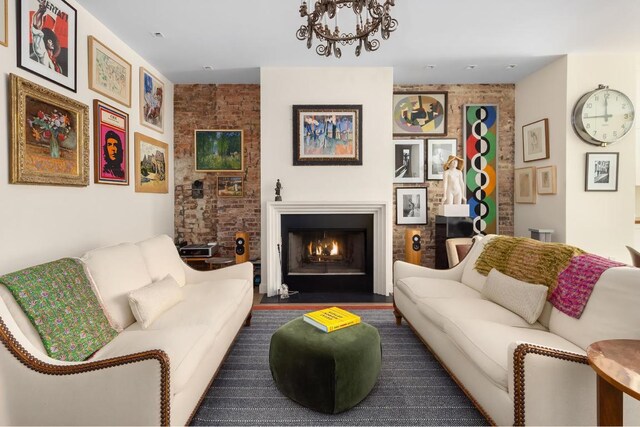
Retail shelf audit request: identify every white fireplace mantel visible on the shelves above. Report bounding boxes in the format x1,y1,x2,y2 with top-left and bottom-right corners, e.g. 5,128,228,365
263,201,392,297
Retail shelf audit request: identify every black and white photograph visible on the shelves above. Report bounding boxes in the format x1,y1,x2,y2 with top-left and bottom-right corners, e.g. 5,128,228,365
427,138,457,180
394,140,424,183
396,187,427,225
585,152,618,191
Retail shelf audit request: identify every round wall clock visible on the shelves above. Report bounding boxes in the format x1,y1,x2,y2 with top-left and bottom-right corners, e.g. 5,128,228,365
572,84,635,146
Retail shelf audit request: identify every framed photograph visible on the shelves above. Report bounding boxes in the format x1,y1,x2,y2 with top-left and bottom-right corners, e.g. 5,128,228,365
94,100,128,185
18,0,77,92
522,118,549,162
536,165,556,195
1,0,7,47
139,67,164,133
396,187,428,225
585,152,618,192
194,130,243,172
392,92,447,137
10,74,88,186
88,36,132,107
292,104,362,166
134,132,168,193
515,167,536,204
394,140,424,183
217,176,243,198
427,138,457,180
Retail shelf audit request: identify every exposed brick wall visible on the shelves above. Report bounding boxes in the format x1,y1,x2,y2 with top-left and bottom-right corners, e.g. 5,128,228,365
392,84,515,267
173,85,261,258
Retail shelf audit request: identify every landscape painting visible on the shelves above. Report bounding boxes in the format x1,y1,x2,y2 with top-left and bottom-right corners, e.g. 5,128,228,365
217,176,243,197
134,132,168,193
195,130,243,172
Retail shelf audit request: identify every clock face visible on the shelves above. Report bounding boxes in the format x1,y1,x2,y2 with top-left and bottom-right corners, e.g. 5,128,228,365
574,88,635,145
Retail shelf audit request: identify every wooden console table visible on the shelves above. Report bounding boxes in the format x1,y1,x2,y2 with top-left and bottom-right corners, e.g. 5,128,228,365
587,339,640,426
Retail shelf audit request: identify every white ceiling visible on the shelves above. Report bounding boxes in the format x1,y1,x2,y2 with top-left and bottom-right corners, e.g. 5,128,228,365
77,0,640,85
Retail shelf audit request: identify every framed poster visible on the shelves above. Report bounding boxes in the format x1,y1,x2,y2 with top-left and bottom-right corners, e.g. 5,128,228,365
396,187,428,225
536,165,557,195
394,139,424,183
93,100,128,185
585,152,618,192
392,92,447,137
194,130,243,172
134,132,168,193
139,67,164,133
427,138,457,180
463,104,498,234
88,36,131,107
1,0,7,47
292,104,362,166
18,0,77,92
217,176,243,197
515,167,536,204
522,118,549,162
10,74,88,186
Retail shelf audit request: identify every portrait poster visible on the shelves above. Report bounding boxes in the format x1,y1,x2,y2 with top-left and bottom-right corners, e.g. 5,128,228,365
217,176,243,197
134,132,168,193
393,92,447,137
139,67,164,133
394,139,424,183
18,0,77,92
396,187,428,225
292,105,362,166
195,130,243,172
1,0,7,47
88,36,131,107
94,100,128,185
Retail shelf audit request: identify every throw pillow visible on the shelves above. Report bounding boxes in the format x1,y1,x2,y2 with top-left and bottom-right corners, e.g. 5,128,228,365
482,268,548,324
128,275,184,329
0,258,119,361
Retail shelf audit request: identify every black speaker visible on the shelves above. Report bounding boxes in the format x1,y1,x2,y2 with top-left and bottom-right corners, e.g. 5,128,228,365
412,234,421,251
235,237,245,255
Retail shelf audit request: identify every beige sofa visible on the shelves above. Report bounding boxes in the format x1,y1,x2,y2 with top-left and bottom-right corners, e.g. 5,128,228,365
0,235,253,426
394,234,640,426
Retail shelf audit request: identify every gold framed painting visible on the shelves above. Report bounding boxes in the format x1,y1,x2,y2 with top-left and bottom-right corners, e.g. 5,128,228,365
536,165,557,195
88,36,132,107
10,73,89,186
134,132,168,193
514,167,536,204
139,67,164,133
217,176,243,197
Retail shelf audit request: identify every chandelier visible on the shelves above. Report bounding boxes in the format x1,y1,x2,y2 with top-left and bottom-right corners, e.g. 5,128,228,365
296,0,398,58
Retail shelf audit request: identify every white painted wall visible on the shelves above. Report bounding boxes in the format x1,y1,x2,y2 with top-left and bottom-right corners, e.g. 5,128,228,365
0,0,174,274
259,67,394,293
514,56,568,242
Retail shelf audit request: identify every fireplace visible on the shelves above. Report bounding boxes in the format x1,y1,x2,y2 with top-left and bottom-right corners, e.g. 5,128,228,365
281,214,373,293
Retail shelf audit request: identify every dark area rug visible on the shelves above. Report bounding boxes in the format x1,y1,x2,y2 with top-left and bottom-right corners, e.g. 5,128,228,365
190,310,489,426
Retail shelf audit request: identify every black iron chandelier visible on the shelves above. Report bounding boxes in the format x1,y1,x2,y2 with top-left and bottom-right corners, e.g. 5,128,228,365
296,0,398,58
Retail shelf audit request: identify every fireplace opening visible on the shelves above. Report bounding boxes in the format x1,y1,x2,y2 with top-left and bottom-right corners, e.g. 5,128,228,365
288,230,366,275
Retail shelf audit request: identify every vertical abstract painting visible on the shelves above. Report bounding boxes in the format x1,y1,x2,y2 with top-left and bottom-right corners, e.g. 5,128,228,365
463,105,498,235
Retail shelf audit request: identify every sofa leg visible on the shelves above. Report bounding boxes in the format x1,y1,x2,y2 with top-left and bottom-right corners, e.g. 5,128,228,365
244,312,252,327
393,309,402,326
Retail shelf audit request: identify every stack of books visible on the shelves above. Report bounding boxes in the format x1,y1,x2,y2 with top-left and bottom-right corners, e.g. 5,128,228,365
303,307,361,333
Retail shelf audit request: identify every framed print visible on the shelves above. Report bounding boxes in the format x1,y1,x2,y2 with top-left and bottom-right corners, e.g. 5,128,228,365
396,187,428,225
427,138,457,180
10,74,88,186
515,167,536,204
536,165,556,195
194,130,243,172
18,0,77,92
392,92,447,137
139,67,164,133
134,132,168,193
585,152,618,192
394,139,424,183
292,104,362,166
217,176,243,198
522,118,549,162
88,36,132,107
1,0,7,47
93,100,128,185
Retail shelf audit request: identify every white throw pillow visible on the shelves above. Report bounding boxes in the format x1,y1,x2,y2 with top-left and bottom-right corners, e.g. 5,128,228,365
128,275,184,329
481,269,547,324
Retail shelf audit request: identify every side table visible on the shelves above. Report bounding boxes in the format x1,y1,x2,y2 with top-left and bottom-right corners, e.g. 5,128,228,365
205,257,235,270
587,339,640,426
181,256,215,271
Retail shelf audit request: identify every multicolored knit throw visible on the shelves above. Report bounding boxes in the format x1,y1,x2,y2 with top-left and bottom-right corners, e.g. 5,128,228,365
549,254,625,318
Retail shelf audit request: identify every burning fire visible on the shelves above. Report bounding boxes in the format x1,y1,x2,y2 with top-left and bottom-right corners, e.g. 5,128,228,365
308,240,340,256
330,241,338,255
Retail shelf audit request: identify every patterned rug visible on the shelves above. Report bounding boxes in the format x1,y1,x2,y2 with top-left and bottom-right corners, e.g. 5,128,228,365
190,310,489,426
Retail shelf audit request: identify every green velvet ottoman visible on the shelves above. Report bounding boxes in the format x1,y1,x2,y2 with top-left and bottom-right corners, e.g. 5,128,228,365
269,317,381,414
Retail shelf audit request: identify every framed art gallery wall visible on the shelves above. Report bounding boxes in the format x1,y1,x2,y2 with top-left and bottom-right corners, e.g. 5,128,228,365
0,0,174,274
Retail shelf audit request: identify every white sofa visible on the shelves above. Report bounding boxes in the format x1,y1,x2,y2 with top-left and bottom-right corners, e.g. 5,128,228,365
0,235,253,426
393,234,640,426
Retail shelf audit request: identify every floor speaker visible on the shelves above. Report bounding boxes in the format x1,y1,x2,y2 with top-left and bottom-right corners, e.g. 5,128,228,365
405,229,422,265
235,232,250,264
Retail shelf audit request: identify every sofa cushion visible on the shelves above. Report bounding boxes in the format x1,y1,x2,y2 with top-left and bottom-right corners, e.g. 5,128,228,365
460,235,495,292
396,277,481,300
0,284,46,353
129,275,184,329
82,243,152,331
445,318,584,391
482,269,547,324
136,235,186,287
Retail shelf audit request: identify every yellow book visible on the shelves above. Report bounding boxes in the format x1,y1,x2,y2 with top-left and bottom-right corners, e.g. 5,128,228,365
303,307,361,333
